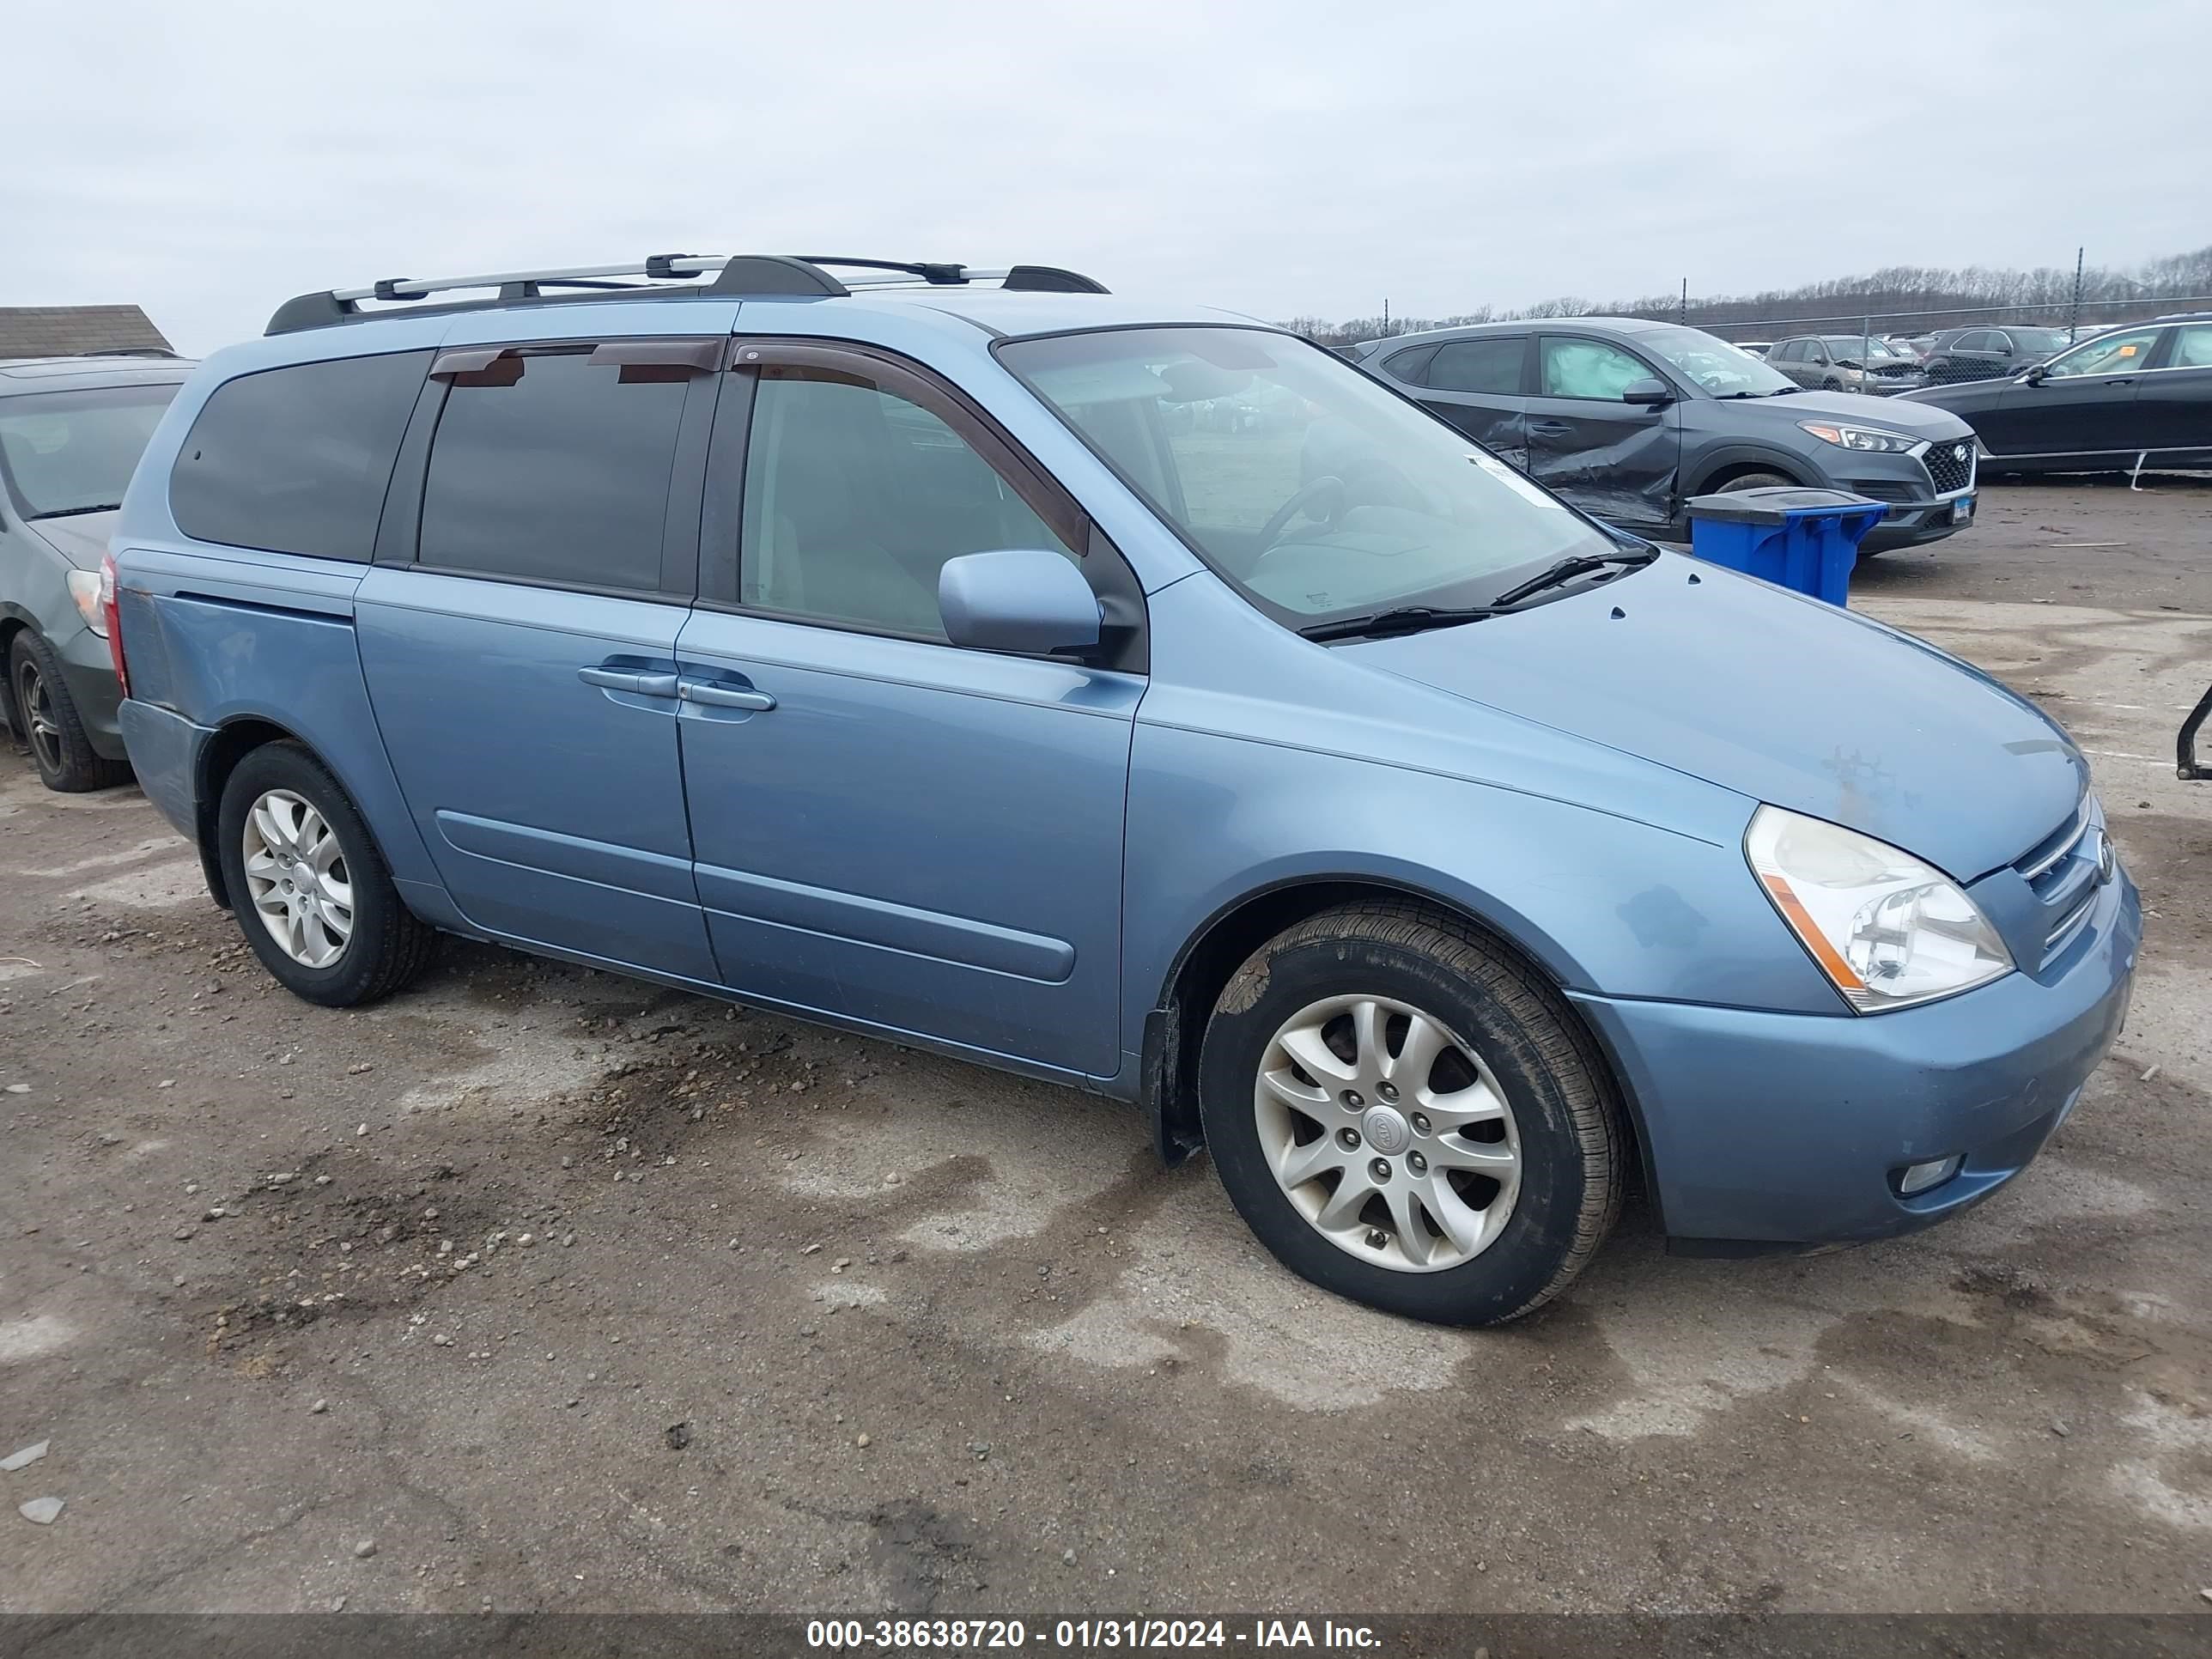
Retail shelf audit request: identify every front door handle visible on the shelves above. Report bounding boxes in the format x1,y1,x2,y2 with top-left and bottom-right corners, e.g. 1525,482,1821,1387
578,665,679,696
678,678,776,712
1528,419,1574,437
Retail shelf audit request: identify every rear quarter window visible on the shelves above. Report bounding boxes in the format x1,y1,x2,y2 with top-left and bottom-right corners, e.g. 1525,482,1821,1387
168,351,430,560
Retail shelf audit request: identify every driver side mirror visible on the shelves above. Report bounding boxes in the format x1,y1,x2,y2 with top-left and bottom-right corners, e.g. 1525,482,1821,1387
2022,363,2052,386
939,549,1101,656
1621,378,1673,408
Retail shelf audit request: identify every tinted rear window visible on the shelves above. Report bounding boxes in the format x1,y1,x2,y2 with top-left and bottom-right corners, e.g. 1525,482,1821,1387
1378,344,1437,385
1425,337,1527,395
415,349,687,593
169,352,428,560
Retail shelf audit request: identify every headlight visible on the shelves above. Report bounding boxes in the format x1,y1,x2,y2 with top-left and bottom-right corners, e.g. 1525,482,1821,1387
1746,805,2012,1012
1796,421,1917,453
65,568,108,638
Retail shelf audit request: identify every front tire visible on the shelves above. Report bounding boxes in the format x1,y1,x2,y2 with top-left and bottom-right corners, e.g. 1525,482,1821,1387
9,631,129,793
216,742,435,1006
1198,904,1624,1327
1714,469,1795,495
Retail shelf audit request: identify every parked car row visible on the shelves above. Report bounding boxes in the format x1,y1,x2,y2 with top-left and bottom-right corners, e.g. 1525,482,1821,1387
55,250,2134,1328
1764,335,1927,395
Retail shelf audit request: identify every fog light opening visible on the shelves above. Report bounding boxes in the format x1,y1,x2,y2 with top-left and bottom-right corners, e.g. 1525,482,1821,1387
1895,1154,1965,1197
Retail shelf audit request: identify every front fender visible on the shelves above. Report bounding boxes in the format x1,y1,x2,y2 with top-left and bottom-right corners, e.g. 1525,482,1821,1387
1121,720,1847,1056
1681,440,1814,497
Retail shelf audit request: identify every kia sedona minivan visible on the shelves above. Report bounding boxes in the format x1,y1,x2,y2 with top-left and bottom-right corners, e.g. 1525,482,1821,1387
111,253,2137,1326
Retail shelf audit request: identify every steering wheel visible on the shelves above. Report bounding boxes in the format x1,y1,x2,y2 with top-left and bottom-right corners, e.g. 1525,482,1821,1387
1254,475,1346,551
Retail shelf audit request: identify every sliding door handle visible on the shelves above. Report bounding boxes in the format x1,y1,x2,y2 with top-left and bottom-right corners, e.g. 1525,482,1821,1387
578,665,679,696
678,678,776,711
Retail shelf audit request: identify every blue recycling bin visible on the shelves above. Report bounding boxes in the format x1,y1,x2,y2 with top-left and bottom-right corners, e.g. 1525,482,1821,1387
1683,487,1887,606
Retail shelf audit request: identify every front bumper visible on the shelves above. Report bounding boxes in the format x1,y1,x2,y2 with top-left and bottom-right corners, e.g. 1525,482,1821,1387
1812,443,1976,551
54,621,127,760
117,697,209,840
1571,864,2140,1248
1859,491,1975,551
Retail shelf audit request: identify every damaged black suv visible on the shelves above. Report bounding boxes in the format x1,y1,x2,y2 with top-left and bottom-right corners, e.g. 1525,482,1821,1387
1355,318,1980,552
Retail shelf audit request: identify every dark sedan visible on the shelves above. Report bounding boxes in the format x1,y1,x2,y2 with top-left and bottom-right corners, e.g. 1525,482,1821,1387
1895,315,2212,475
1918,325,2075,386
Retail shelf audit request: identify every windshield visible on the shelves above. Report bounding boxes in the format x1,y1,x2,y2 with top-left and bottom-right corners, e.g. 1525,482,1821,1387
997,326,1616,624
1630,325,1796,396
2011,328,2071,358
0,383,179,519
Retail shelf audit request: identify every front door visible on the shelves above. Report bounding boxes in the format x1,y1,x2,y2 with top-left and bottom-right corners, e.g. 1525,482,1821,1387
674,343,1140,1078
355,340,720,979
1976,325,2159,461
1524,334,1680,529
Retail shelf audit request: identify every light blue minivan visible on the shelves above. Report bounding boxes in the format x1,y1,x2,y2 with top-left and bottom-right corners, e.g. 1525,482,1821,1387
110,254,2139,1325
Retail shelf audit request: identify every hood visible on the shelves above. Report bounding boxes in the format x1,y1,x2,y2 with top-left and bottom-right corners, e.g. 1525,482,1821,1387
21,509,118,570
1342,555,2083,880
1756,387,1970,438
1891,380,2002,414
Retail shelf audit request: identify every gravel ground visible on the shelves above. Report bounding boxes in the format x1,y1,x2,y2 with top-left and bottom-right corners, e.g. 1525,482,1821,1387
2,478,2208,1618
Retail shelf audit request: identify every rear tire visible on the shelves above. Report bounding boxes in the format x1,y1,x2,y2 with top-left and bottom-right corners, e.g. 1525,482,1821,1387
1198,903,1624,1327
216,742,436,1006
8,630,130,793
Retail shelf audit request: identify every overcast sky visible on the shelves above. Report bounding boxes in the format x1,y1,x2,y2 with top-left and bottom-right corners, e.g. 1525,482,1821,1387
10,0,2208,355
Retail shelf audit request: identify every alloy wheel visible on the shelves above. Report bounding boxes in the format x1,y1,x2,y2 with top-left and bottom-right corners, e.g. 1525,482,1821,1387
15,659,62,775
240,789,354,968
1251,994,1521,1273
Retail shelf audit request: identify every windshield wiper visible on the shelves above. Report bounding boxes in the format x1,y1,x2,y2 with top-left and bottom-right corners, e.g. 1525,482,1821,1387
1764,385,1804,395
1486,547,1660,610
1297,605,1504,643
27,503,123,520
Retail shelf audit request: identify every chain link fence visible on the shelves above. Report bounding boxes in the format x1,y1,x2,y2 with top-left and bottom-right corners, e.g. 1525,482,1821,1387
1712,295,2212,395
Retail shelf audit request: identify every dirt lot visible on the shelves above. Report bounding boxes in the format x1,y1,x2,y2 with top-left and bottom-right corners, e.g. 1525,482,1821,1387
3,477,2209,1620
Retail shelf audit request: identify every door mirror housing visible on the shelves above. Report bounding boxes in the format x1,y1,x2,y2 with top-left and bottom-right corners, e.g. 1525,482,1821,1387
2022,362,2052,386
1620,378,1674,407
939,550,1102,656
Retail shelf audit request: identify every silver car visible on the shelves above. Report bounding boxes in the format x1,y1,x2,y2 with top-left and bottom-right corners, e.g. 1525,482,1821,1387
1765,335,1927,396
0,355,187,789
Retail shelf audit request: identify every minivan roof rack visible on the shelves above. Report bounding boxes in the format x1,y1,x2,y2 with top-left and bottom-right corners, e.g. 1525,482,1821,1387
265,254,1109,335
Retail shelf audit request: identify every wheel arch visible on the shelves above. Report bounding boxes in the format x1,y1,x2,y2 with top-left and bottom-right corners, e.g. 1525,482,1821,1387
193,715,315,909
1686,453,1809,496
1139,876,1656,1216
0,613,28,735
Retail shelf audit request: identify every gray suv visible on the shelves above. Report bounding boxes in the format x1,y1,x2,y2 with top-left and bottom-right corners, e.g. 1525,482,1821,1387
0,355,188,789
1355,319,1979,552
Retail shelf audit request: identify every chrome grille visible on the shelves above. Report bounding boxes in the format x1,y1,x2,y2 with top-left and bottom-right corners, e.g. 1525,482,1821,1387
2014,798,2106,969
2018,804,2091,884
2044,889,2098,960
1923,440,1976,495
